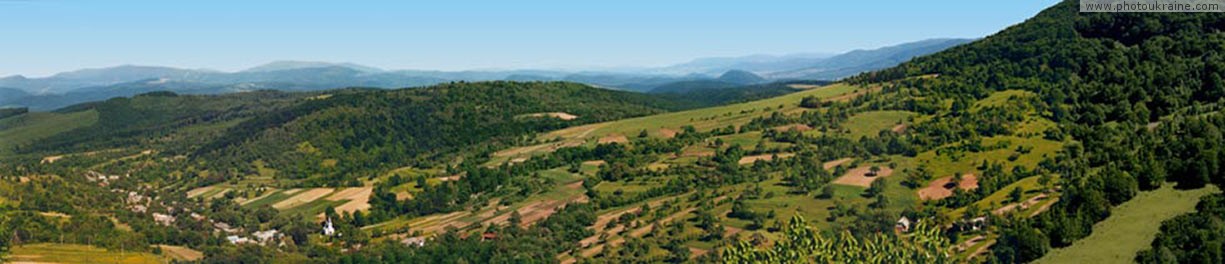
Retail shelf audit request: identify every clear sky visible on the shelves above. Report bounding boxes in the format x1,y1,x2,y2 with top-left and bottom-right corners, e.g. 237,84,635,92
0,0,1060,77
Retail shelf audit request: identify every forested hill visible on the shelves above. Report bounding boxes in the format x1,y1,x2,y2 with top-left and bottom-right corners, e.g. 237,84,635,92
191,81,675,186
846,0,1225,262
852,0,1224,125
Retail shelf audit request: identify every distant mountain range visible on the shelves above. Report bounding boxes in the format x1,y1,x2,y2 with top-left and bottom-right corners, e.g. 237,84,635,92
0,38,971,110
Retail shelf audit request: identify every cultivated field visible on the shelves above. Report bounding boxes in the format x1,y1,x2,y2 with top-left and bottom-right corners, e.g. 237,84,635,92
918,173,979,200
831,165,895,187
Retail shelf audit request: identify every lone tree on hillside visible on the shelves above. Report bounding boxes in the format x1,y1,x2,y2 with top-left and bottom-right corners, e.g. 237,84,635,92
800,96,822,108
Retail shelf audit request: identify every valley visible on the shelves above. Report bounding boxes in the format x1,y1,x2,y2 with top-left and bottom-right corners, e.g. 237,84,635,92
2,0,1225,263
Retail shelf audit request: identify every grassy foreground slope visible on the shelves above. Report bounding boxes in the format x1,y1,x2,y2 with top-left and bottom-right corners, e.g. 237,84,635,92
1036,185,1222,264
7,243,166,264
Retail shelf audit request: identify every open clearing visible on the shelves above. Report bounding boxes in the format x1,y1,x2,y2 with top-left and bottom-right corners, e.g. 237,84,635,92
831,165,895,187
7,243,165,264
1035,184,1221,264
521,112,579,120
839,110,916,139
918,174,979,200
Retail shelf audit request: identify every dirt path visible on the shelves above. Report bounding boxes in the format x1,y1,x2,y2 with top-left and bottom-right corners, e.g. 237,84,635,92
992,193,1049,215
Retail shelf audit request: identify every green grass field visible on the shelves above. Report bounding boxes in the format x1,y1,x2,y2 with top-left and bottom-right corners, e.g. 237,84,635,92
948,175,1056,217
7,243,166,264
544,83,863,141
838,110,916,139
903,136,1063,180
1035,184,1222,264
972,89,1036,111
0,110,99,155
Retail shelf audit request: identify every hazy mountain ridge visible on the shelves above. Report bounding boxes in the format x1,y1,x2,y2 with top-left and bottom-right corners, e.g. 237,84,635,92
0,38,970,110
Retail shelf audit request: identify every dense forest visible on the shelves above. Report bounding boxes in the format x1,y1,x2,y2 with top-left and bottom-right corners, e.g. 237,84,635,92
196,81,679,186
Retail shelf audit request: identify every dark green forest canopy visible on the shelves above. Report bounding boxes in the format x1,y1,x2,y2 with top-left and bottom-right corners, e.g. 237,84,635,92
851,0,1225,125
189,81,679,185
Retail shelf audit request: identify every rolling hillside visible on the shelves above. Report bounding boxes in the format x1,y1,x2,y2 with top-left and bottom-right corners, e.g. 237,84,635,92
1,0,1224,263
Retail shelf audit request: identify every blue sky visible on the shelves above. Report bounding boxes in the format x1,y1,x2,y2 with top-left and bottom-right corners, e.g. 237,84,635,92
1,0,1059,77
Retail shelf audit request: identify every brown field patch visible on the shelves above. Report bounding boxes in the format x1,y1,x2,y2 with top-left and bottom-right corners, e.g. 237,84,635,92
524,112,579,120
329,187,373,214
773,124,812,132
689,247,711,257
40,155,64,164
891,124,908,133
37,212,70,218
831,166,895,187
281,188,304,195
822,158,854,170
659,128,678,138
787,84,824,90
486,182,586,228
394,191,413,201
598,134,628,144
582,160,607,166
160,244,203,261
918,174,979,200
738,153,795,165
273,188,334,209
